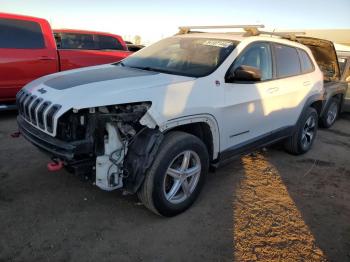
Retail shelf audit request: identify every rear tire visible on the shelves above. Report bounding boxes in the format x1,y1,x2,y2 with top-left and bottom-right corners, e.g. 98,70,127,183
319,97,339,128
284,107,318,155
137,131,209,217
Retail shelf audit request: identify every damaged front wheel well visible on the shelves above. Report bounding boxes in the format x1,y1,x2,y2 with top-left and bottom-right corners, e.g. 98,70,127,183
165,122,214,161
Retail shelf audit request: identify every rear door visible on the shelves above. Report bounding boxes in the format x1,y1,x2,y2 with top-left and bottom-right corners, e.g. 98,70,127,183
56,33,130,71
267,43,312,128
0,17,58,102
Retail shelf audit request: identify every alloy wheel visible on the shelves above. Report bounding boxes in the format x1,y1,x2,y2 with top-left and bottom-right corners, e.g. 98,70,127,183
301,115,317,149
163,150,201,204
326,102,338,126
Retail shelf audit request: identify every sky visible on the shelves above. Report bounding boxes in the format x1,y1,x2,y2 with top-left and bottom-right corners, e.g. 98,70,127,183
1,0,350,44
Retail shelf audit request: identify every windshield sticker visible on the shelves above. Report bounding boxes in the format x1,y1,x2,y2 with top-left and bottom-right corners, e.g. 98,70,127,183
202,40,233,48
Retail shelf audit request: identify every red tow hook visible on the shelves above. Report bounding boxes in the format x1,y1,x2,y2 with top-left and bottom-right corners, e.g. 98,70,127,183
11,131,21,138
47,159,64,172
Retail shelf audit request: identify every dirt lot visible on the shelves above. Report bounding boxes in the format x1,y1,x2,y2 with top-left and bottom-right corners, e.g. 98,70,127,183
0,111,349,262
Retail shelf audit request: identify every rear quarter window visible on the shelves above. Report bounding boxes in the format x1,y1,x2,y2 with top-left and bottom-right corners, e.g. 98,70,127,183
298,49,314,73
274,44,301,78
0,18,45,49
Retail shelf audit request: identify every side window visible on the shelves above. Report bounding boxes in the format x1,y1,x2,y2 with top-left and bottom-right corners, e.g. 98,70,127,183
274,44,301,78
60,33,97,50
0,18,45,49
232,42,273,81
298,49,314,73
98,35,124,50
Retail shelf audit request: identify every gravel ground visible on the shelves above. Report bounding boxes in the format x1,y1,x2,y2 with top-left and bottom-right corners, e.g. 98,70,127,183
0,111,349,262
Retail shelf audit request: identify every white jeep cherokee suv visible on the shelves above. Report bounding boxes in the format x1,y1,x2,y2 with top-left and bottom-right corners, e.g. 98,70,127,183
17,27,324,216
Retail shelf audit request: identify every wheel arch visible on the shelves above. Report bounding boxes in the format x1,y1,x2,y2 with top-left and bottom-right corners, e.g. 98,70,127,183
310,99,323,116
321,88,346,117
294,94,323,131
160,115,220,161
332,93,344,112
304,93,324,116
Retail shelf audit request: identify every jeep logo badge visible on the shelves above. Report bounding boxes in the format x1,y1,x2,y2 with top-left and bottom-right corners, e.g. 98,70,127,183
37,88,47,94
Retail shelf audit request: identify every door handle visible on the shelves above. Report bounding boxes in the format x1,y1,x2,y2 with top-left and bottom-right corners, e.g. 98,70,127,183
267,87,279,93
39,56,56,61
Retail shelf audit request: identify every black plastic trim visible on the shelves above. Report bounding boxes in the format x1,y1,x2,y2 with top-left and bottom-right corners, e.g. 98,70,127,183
218,126,294,164
17,115,93,160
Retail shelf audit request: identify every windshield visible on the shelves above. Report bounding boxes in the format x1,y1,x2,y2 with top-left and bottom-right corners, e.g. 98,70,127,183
119,37,237,77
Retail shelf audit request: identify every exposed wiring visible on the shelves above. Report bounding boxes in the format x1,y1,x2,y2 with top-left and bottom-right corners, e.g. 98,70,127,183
106,125,148,184
107,139,128,184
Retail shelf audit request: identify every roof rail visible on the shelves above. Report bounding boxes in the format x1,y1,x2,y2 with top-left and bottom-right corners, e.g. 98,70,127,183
177,24,265,35
176,25,306,42
246,30,306,41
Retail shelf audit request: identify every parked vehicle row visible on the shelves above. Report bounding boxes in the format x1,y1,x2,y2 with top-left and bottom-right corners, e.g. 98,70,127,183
0,13,131,108
16,24,346,216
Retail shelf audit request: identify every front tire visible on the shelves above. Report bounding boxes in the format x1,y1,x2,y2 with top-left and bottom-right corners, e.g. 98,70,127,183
137,131,209,217
284,107,318,155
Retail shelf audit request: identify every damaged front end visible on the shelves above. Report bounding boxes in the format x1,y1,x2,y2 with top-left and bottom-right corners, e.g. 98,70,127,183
18,102,163,193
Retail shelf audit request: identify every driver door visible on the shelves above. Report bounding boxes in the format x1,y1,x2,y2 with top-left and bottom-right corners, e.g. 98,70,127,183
221,42,279,151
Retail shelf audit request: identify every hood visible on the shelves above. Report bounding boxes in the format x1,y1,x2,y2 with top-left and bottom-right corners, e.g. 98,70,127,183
20,64,195,136
23,64,195,110
296,36,340,81
43,65,158,90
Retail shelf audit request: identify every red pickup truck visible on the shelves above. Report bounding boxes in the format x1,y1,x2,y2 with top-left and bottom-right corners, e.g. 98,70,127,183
0,13,131,108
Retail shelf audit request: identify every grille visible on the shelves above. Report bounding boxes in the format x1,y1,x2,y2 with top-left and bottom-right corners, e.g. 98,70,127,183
46,104,62,133
17,90,61,134
23,95,36,120
37,101,51,129
30,98,43,125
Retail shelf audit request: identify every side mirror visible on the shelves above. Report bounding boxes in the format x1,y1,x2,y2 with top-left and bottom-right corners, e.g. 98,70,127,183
226,65,262,82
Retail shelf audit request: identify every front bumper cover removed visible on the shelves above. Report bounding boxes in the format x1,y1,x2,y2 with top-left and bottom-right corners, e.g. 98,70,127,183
17,115,93,160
